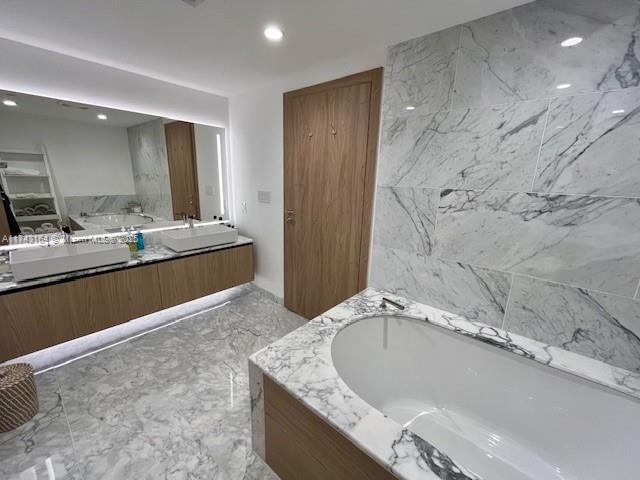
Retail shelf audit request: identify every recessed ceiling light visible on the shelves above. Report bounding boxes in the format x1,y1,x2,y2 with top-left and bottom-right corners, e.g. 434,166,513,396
264,26,284,42
405,105,416,111
561,37,583,47
556,83,572,90
97,113,108,120
2,99,17,107
612,109,625,114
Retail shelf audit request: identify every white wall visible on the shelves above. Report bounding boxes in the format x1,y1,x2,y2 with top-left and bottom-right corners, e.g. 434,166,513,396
229,53,384,297
0,110,135,196
194,125,227,221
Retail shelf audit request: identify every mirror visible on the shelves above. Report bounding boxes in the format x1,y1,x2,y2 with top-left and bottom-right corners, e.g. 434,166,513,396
0,90,229,240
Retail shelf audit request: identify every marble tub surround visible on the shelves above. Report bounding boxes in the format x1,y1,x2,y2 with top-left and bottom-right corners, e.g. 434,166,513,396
373,186,439,256
504,276,640,372
0,236,253,294
371,245,510,327
372,0,640,374
127,119,173,220
434,190,640,297
250,289,640,480
0,286,304,479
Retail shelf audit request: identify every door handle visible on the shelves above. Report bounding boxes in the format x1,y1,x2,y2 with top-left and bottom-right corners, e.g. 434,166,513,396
286,209,295,223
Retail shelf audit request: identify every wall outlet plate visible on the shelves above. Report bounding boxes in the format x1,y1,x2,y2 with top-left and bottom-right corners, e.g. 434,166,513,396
258,191,271,204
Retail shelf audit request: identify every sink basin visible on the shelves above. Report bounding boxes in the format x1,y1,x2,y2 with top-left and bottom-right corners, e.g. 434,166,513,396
10,243,131,281
161,224,238,252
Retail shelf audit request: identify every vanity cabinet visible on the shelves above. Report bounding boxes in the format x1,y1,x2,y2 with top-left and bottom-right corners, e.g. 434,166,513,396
0,245,253,362
48,263,163,338
158,244,253,306
0,287,67,362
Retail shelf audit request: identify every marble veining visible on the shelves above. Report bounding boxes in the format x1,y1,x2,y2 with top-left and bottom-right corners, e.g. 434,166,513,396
373,187,439,256
0,236,253,295
370,244,510,327
127,119,173,220
250,288,640,480
434,190,640,296
373,0,640,400
0,286,303,479
377,100,548,190
534,88,640,196
504,275,640,372
383,26,460,118
453,0,640,109
64,195,139,216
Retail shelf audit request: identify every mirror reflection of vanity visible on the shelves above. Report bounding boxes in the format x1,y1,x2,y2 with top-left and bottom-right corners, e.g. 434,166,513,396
0,90,254,362
0,90,230,240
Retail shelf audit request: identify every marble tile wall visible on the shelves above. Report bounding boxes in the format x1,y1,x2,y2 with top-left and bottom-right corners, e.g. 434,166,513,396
370,0,640,372
127,119,173,220
64,194,139,216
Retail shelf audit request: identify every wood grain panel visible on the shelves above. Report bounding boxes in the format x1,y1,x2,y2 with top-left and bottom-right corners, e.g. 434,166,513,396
115,264,163,320
284,68,382,319
165,121,201,220
49,271,128,338
0,246,251,362
0,287,70,362
0,202,11,245
157,245,254,307
264,375,396,480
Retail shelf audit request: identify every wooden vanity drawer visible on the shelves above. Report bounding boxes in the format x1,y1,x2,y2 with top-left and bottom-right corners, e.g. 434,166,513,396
157,244,254,307
0,287,71,362
0,245,253,362
0,264,163,362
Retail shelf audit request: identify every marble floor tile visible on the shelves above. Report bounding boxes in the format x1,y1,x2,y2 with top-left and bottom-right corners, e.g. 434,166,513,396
504,275,640,372
453,0,640,108
377,100,548,190
0,372,82,480
435,189,640,296
534,88,640,196
1,287,304,479
370,244,511,327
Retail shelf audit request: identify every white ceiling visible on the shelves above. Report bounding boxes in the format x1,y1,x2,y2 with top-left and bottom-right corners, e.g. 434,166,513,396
0,0,531,97
0,90,157,128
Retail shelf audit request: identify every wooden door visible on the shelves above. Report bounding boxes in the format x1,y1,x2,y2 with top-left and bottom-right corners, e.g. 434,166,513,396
165,121,200,220
284,69,382,319
0,204,10,244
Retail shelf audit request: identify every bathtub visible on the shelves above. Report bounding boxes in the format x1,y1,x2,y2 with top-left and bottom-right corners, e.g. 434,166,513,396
331,314,640,480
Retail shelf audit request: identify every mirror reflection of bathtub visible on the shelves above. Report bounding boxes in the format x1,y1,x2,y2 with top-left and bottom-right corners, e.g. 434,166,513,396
69,212,155,232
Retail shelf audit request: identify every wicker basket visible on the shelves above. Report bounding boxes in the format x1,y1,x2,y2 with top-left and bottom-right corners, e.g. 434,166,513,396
0,363,39,433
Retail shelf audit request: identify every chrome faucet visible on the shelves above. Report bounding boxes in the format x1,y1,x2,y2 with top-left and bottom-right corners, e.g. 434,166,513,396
380,297,405,310
182,213,194,228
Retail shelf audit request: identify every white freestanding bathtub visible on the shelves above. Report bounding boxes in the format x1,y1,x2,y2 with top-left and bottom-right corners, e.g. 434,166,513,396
331,315,640,480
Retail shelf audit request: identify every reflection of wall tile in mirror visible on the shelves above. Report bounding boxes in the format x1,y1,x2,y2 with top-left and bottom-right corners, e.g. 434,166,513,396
434,190,640,296
504,275,640,372
65,195,138,215
370,244,511,327
128,119,173,220
382,26,460,118
377,100,548,190
534,88,640,196
373,187,438,256
453,0,640,109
